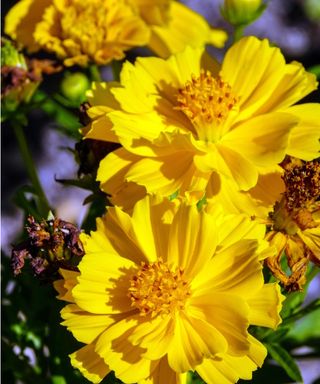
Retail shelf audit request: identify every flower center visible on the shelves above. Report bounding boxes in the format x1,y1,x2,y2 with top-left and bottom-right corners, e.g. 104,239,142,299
176,70,238,127
128,259,191,317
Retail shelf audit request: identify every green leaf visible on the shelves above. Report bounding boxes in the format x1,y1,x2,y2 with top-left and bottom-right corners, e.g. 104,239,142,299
33,90,81,139
308,65,320,79
263,326,291,343
266,343,302,382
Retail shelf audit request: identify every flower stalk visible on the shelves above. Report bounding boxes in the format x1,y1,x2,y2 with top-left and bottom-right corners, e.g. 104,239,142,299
12,119,50,217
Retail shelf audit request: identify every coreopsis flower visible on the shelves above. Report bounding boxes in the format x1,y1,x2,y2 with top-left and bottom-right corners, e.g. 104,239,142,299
55,196,284,383
4,0,226,67
11,215,84,281
82,36,318,209
265,158,320,291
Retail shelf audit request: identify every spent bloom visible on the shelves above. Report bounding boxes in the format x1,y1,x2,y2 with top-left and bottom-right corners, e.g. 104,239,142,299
55,196,284,383
82,36,318,209
5,0,226,67
11,215,84,281
265,158,320,291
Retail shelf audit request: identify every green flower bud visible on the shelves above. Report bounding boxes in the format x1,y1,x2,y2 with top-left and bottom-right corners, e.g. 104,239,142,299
221,0,266,26
60,72,90,102
1,38,27,69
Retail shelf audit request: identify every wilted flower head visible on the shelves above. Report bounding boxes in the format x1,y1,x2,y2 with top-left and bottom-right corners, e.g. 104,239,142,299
1,38,39,118
266,158,320,291
1,37,60,120
55,196,284,383
82,36,318,210
5,0,226,67
11,215,84,281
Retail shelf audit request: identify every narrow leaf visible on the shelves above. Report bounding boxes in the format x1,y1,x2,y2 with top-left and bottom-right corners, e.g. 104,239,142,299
266,343,302,382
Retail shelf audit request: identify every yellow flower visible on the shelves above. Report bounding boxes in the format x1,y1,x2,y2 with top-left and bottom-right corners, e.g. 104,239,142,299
5,0,226,67
82,36,317,208
5,0,150,67
55,196,284,383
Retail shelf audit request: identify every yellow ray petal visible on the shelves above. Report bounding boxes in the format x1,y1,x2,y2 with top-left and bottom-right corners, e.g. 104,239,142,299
167,204,217,278
167,312,228,373
189,293,250,356
285,103,320,161
96,316,152,383
61,304,115,344
129,314,174,360
5,0,50,51
192,239,263,297
222,112,298,169
125,153,195,195
196,335,267,384
70,343,110,384
148,1,227,58
247,283,284,329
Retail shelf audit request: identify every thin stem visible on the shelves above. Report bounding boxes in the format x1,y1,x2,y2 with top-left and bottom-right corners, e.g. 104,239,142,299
111,60,122,82
89,64,102,82
234,24,245,42
13,120,51,217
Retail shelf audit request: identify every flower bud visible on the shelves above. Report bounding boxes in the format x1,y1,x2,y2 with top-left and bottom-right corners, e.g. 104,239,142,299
221,0,265,26
60,72,90,102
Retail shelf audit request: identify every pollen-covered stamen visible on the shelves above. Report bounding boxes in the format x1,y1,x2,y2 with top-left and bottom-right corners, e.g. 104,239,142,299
282,158,320,211
175,69,238,126
128,259,191,318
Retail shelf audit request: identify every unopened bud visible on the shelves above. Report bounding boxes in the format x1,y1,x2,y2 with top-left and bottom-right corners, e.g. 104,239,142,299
60,72,90,102
221,0,265,26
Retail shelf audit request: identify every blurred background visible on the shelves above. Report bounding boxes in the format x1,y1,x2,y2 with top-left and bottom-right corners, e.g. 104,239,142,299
1,0,320,383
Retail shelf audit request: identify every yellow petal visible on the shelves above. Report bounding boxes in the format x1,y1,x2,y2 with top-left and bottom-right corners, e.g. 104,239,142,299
247,283,285,329
221,37,287,120
196,335,267,384
192,239,263,298
70,343,110,384
131,195,174,263
104,205,149,264
4,0,50,51
125,153,195,196
285,103,320,161
167,204,218,278
148,2,227,58
129,314,174,360
96,316,152,383
167,312,228,373
221,37,317,120
61,303,115,344
222,112,298,170
298,227,320,261
189,293,250,356
141,356,186,384
73,232,137,314
97,147,139,193
53,269,79,302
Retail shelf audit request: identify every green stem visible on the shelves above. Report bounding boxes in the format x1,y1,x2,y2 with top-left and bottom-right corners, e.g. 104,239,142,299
111,60,122,82
89,64,102,82
234,24,245,42
13,120,51,217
